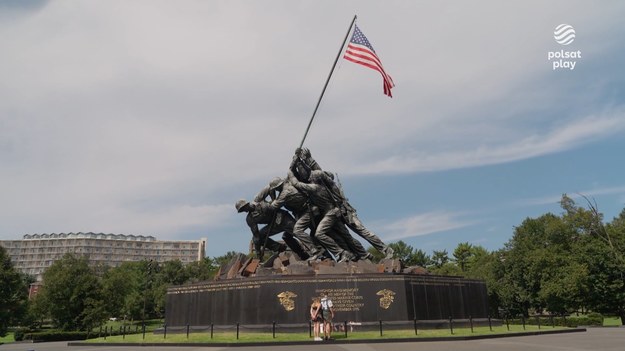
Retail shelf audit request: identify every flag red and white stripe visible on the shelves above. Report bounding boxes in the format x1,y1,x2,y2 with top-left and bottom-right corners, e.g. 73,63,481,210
343,24,395,97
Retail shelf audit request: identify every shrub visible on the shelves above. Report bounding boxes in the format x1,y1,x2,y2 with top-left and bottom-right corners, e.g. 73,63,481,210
22,331,90,342
572,312,603,326
506,313,604,327
13,329,26,341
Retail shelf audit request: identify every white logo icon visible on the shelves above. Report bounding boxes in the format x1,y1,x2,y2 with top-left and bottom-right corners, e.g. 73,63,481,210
554,24,575,45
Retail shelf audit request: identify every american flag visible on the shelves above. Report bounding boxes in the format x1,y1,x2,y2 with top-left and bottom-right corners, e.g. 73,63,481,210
343,24,395,97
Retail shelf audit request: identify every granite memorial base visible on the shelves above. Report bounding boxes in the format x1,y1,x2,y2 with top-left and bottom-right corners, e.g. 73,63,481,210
165,272,491,329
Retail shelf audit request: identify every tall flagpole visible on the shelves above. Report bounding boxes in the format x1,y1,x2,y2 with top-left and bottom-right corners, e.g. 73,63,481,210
298,15,357,149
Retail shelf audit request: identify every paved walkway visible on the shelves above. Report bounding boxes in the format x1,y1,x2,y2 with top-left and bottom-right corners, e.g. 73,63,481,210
1,327,623,351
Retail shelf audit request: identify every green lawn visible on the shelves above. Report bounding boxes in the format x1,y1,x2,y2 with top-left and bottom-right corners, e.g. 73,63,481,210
603,317,623,326
0,332,14,343
86,325,568,344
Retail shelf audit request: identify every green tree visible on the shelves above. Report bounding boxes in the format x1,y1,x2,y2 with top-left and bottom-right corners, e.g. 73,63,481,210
39,254,107,331
214,251,242,266
21,294,48,329
495,195,609,317
498,214,555,315
366,246,384,263
467,245,491,269
101,262,141,320
0,246,29,336
388,240,413,262
123,283,145,322
185,257,219,283
453,242,473,272
140,260,159,320
153,260,189,317
581,207,625,324
430,249,449,268
432,262,462,276
159,260,189,286
387,241,430,266
409,249,431,267
463,247,504,316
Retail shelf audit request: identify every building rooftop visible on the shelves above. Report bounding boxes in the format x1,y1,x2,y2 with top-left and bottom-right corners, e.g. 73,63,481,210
22,232,157,241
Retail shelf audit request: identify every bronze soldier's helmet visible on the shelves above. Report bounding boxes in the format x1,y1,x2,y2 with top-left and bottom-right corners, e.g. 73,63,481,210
269,177,284,190
235,199,250,213
308,170,325,184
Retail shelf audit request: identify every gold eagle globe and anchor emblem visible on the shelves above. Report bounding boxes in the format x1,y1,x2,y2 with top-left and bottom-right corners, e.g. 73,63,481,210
277,291,298,311
376,289,396,309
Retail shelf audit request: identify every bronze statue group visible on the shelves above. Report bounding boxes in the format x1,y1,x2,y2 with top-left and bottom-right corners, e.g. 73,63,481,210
236,147,393,262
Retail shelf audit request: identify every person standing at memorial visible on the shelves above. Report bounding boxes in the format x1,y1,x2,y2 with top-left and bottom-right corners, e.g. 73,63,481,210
310,297,323,341
320,293,335,340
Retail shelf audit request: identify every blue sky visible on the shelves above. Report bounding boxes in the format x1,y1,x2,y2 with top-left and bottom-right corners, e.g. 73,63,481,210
1,1,625,258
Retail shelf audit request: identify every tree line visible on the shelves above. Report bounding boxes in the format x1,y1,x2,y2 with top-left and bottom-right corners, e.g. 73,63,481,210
1,195,623,335
379,195,624,324
0,249,240,334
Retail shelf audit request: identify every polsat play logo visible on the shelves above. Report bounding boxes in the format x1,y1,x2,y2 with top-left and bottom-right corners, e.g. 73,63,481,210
547,24,581,70
554,24,575,45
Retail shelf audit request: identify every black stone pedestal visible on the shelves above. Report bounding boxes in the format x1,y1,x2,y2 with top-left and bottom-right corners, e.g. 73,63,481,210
165,273,489,327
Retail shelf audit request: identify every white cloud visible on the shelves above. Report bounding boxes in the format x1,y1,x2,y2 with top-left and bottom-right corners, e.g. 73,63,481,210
518,185,625,207
377,211,478,241
86,203,234,239
346,112,625,175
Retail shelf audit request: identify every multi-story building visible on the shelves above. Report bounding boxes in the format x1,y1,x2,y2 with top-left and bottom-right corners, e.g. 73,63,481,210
0,232,207,281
